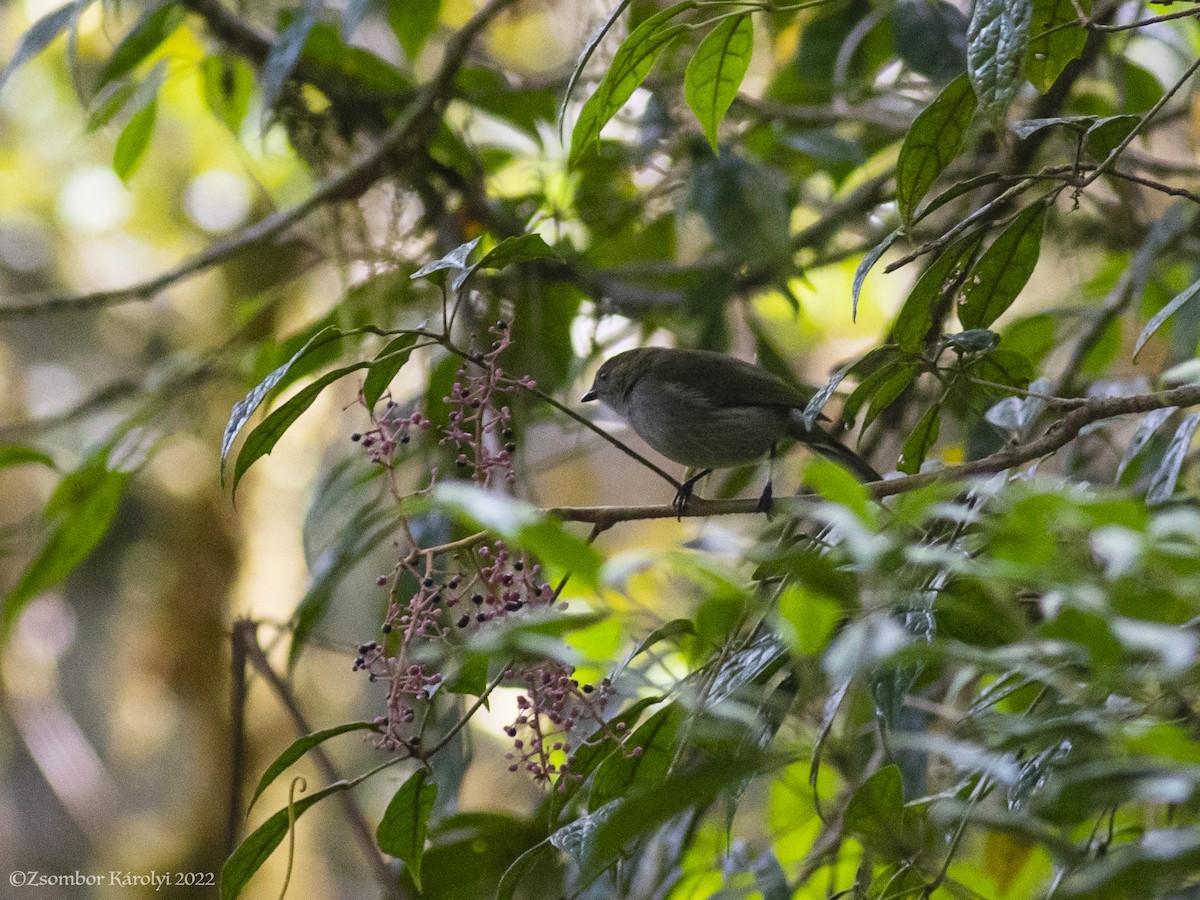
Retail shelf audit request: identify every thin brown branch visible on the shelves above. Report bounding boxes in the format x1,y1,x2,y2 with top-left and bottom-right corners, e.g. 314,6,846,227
542,383,1200,525
0,0,520,319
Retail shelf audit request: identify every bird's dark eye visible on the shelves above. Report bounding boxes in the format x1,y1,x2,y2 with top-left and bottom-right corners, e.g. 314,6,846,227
599,372,608,381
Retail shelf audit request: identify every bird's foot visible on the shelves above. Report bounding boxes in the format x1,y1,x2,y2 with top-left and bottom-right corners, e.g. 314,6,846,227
756,480,774,516
672,469,712,520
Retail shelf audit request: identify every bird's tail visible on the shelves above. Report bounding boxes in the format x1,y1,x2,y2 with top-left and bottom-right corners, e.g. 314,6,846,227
786,415,881,482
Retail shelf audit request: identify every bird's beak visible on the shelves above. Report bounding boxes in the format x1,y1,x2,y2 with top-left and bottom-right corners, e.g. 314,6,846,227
581,389,598,403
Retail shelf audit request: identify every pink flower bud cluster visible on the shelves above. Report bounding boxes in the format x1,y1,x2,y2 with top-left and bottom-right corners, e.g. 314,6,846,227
351,405,432,467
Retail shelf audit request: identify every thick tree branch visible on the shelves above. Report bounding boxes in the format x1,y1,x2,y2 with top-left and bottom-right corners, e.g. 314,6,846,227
0,0,519,319
543,383,1200,525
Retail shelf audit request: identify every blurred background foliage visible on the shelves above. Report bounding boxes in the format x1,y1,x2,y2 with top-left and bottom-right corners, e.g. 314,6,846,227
4,0,1200,898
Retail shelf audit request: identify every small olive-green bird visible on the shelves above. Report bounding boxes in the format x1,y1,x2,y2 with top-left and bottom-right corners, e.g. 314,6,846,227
581,347,880,511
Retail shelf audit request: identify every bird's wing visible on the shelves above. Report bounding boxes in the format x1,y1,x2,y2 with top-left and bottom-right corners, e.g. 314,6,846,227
650,350,815,410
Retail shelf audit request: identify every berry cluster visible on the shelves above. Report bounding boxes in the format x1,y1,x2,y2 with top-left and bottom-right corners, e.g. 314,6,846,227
351,407,432,467
442,322,535,487
503,662,625,788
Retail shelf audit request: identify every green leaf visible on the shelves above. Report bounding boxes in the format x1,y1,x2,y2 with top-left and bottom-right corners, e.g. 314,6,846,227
852,229,899,321
1116,406,1177,482
362,333,419,410
221,326,353,482
1084,114,1139,159
684,13,755,153
221,781,348,900
568,2,695,168
895,73,977,225
1026,0,1088,93
898,404,941,474
249,722,379,810
966,0,1032,125
410,236,481,283
1146,412,1200,506
434,482,602,588
1058,828,1200,898
200,55,254,134
891,0,968,81
893,230,984,351
958,204,1045,329
844,359,921,427
85,80,136,132
844,764,906,851
388,0,441,60
862,361,921,433
0,445,55,470
260,0,321,119
377,769,438,890
451,233,560,291
3,454,128,639
1134,275,1200,361
558,0,634,136
233,362,369,493
805,345,904,429
589,704,682,811
0,1,84,96
112,94,157,180
95,1,184,92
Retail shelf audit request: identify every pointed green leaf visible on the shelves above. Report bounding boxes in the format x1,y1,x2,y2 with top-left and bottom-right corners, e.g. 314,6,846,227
96,1,184,91
112,94,158,180
377,769,438,890
1027,0,1088,93
898,404,941,474
221,782,349,900
967,0,1032,125
249,722,379,810
388,0,441,60
200,54,254,134
410,236,481,283
894,230,985,351
1146,412,1200,506
233,362,369,493
895,73,976,225
685,13,754,152
0,445,56,470
959,204,1045,329
0,1,84,96
569,2,695,167
1134,275,1200,361
589,704,682,811
362,333,419,410
852,229,899,321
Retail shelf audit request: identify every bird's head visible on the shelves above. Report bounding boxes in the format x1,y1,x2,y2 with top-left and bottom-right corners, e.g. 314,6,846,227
580,349,651,412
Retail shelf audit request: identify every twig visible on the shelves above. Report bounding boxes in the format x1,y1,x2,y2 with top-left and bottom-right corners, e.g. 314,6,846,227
0,0,520,319
236,621,401,893
540,382,1200,525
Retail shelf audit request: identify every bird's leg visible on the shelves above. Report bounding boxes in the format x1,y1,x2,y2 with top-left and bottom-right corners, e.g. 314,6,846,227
673,468,713,519
756,444,778,515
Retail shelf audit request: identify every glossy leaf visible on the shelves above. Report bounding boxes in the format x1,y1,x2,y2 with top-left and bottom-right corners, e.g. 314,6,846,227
893,230,984,351
452,233,559,291
1146,412,1200,506
1027,0,1088,93
249,722,378,810
233,362,369,493
685,13,754,153
410,236,481,283
95,1,184,91
377,769,438,890
844,764,906,849
0,1,84,95
967,0,1032,125
568,2,694,168
959,204,1045,330
898,404,941,474
1116,406,1177,482
112,94,157,180
862,361,922,433
362,332,419,410
1133,275,1200,361
558,0,634,135
221,782,348,900
852,229,899,321
221,326,353,483
895,74,976,225
589,704,682,811
3,454,129,638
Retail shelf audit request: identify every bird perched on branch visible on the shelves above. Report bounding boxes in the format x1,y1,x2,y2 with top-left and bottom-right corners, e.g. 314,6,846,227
581,347,880,514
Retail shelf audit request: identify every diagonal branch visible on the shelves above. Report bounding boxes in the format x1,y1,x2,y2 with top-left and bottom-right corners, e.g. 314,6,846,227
0,0,520,320
542,383,1200,526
